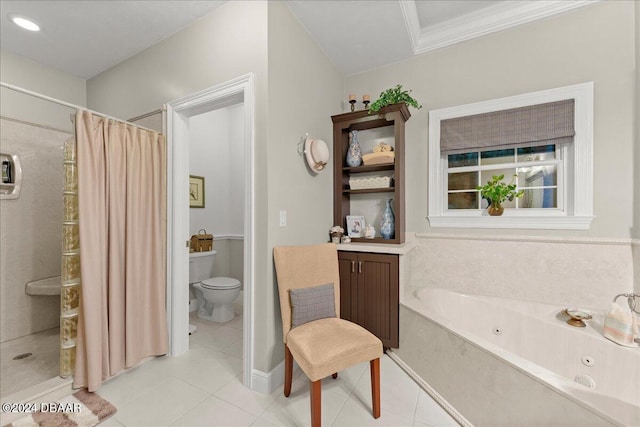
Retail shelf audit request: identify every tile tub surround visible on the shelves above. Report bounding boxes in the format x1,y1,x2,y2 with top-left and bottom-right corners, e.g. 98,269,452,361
395,304,621,427
406,287,639,425
405,233,635,311
0,117,69,343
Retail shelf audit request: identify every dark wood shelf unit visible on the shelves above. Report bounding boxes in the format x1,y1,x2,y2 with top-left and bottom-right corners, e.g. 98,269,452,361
343,164,395,174
338,251,399,348
343,188,395,195
332,103,410,244
347,237,395,244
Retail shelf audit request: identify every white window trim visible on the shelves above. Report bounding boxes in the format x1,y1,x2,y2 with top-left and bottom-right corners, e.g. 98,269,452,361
428,82,594,230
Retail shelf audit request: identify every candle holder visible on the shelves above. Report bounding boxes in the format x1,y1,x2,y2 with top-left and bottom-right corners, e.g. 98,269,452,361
362,94,371,110
348,94,357,112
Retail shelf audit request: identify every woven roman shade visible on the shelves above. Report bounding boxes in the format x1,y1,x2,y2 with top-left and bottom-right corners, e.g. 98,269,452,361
440,99,575,153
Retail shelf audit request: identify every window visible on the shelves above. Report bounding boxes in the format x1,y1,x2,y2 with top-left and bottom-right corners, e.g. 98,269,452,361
428,83,594,229
447,145,561,211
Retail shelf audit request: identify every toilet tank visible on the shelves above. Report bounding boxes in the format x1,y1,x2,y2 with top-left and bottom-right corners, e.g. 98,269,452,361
189,250,217,283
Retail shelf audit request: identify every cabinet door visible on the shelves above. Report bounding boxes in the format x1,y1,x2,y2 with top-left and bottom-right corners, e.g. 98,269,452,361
357,253,399,348
337,251,358,322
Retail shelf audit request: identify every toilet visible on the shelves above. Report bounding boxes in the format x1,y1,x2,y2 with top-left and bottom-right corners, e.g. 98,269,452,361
189,250,241,323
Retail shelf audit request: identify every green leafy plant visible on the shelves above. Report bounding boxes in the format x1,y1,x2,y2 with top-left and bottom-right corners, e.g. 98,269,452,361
369,84,422,113
476,174,524,210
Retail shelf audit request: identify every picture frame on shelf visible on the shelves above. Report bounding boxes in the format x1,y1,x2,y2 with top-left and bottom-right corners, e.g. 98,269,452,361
346,215,365,238
189,175,205,208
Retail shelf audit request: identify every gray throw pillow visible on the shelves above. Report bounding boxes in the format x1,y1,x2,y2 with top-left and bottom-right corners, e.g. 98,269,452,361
289,283,336,328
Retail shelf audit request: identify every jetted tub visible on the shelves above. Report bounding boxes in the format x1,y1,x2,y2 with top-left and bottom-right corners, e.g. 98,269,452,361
394,288,640,426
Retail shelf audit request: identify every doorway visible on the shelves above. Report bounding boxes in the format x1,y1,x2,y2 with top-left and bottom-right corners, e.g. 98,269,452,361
166,74,255,388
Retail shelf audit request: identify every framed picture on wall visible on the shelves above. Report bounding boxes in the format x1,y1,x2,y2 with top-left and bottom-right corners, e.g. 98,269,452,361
346,215,365,238
189,175,205,208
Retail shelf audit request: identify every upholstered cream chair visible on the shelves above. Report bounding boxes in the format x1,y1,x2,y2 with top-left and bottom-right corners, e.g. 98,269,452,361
273,243,383,426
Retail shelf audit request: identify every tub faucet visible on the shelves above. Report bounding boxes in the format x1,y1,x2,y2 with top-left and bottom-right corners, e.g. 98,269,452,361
613,293,640,314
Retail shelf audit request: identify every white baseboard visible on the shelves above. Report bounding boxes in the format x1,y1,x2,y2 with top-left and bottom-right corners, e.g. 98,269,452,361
251,359,301,394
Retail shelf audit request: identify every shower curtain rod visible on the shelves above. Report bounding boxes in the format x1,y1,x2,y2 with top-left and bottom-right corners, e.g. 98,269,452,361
0,81,159,133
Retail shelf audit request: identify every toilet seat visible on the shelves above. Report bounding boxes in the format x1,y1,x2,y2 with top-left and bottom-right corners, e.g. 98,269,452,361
201,277,241,290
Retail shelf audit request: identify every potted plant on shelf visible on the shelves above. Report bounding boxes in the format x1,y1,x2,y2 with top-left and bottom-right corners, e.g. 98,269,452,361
476,174,524,216
369,84,422,113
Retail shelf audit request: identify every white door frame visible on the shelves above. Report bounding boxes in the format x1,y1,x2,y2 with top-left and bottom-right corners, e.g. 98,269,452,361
165,73,255,388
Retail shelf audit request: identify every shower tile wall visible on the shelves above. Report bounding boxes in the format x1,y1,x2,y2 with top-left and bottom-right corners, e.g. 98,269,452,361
0,118,69,343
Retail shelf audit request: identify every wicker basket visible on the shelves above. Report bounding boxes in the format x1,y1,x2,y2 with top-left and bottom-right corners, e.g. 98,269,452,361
349,176,392,190
190,229,214,252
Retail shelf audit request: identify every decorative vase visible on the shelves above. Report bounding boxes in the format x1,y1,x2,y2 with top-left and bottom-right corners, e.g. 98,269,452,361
346,130,362,167
487,202,504,216
380,199,395,239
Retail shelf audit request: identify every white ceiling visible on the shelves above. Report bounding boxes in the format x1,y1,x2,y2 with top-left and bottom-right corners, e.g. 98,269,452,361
0,0,595,79
0,1,225,79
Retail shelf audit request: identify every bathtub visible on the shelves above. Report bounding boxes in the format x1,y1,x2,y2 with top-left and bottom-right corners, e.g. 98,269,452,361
393,288,640,426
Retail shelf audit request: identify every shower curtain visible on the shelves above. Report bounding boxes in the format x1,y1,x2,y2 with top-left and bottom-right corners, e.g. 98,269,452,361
72,110,168,391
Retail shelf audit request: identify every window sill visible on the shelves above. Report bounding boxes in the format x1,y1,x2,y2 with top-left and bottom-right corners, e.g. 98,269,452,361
427,215,594,230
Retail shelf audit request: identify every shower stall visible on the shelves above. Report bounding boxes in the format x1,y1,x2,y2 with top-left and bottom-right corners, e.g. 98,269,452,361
0,115,69,397
1,82,167,405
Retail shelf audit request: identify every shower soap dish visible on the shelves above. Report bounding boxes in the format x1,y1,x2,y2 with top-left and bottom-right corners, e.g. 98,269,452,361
562,309,592,327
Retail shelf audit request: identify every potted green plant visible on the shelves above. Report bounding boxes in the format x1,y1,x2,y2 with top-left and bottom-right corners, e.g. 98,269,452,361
476,174,524,216
369,84,422,113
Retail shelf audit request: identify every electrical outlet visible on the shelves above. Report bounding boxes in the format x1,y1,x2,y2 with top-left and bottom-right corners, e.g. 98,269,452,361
279,210,287,227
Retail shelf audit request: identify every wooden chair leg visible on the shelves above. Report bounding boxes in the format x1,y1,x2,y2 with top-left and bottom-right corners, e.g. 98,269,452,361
370,358,380,418
284,344,293,397
332,372,338,379
310,379,321,427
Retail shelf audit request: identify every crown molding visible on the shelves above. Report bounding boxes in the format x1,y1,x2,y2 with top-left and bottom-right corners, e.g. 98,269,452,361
400,0,599,56
399,0,421,53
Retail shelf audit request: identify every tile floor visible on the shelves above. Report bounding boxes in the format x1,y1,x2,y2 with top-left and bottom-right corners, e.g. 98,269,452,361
96,299,459,427
0,327,59,397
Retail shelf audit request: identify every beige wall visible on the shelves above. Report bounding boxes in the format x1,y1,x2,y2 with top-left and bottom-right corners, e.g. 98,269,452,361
87,0,271,368
635,1,640,292
87,1,268,121
346,1,636,239
263,1,343,371
86,1,343,373
634,1,640,240
0,50,86,131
